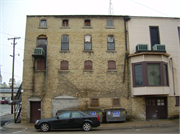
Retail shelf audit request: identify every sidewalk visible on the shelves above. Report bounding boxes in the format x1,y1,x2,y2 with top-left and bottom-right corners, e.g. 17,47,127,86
3,118,179,130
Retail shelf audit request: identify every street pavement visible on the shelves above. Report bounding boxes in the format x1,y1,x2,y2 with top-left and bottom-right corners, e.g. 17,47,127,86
1,114,179,131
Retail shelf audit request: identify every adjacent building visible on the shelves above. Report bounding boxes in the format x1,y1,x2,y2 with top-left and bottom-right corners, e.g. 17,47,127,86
22,15,130,123
128,16,180,120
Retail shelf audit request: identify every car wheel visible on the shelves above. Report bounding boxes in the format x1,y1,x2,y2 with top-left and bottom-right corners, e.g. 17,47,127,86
82,122,91,131
40,123,50,132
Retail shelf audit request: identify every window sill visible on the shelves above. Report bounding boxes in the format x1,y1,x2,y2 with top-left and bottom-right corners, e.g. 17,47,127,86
60,26,70,29
83,50,94,53
83,70,93,72
36,70,46,72
82,26,93,29
88,106,100,109
38,27,48,29
105,26,115,29
106,50,117,53
59,70,69,72
111,106,121,108
59,50,70,53
107,70,117,72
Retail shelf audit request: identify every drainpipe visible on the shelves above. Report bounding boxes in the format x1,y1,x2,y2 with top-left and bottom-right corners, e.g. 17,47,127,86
41,45,48,101
170,58,175,95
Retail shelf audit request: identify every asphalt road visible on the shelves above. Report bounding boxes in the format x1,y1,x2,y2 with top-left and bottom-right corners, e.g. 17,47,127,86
0,104,11,126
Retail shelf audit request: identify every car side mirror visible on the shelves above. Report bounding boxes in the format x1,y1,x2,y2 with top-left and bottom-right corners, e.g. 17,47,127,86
57,116,59,119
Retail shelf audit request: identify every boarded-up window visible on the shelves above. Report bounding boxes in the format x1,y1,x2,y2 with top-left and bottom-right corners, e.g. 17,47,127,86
84,20,91,26
112,98,120,106
37,61,45,70
176,96,179,106
39,20,47,27
84,60,92,70
91,98,99,107
61,61,69,70
62,20,68,26
107,35,115,50
84,35,92,50
61,35,69,50
108,60,116,70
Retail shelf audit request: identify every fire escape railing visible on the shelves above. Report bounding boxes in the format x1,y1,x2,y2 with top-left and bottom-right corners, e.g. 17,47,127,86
14,83,22,123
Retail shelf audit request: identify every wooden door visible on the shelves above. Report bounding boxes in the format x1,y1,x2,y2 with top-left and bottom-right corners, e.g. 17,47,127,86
30,101,41,123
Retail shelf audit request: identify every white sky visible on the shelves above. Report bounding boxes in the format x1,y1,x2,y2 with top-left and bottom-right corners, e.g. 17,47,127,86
0,0,180,85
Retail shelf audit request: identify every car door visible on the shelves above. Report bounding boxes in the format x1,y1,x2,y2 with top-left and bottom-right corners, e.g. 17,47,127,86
69,112,84,128
52,112,71,129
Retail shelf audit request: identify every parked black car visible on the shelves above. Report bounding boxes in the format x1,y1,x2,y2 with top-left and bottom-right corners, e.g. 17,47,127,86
34,111,100,132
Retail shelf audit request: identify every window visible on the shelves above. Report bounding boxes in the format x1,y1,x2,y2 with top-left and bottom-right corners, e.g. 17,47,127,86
108,60,116,70
150,26,160,49
84,35,92,50
157,99,164,106
107,35,115,50
175,96,179,106
84,20,91,26
39,20,47,27
134,64,143,86
112,98,120,106
72,112,84,118
132,62,169,87
147,64,161,86
58,112,70,118
37,61,45,70
61,35,69,50
90,98,99,107
84,60,92,70
37,35,47,47
60,61,69,70
107,19,113,27
62,20,68,26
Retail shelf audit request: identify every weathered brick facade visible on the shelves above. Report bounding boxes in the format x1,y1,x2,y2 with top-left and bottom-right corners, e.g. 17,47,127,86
22,15,131,123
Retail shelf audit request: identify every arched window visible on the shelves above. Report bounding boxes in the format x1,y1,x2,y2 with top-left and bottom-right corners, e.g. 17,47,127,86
37,35,47,47
84,60,92,70
61,61,69,70
108,60,116,70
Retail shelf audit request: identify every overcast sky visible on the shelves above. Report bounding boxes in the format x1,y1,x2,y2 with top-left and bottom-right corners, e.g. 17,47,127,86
0,0,180,85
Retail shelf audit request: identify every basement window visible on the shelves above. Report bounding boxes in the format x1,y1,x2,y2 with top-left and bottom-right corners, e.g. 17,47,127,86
112,98,120,106
90,98,99,107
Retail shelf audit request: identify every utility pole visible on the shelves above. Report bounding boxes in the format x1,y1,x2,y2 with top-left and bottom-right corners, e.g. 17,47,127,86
8,37,20,119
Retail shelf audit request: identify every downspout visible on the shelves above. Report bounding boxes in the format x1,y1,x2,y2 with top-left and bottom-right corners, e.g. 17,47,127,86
123,16,131,99
170,58,175,95
41,45,48,101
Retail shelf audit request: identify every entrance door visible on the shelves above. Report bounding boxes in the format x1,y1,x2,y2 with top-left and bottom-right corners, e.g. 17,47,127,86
146,97,167,120
30,101,41,123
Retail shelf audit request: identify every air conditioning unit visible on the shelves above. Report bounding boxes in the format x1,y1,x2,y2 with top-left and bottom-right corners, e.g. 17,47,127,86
34,48,45,56
153,44,166,52
136,44,149,52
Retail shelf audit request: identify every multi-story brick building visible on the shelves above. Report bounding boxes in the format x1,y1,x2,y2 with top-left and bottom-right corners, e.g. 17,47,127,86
22,15,131,123
127,16,180,120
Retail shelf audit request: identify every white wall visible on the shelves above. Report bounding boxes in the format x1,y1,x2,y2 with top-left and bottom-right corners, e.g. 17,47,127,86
128,17,180,96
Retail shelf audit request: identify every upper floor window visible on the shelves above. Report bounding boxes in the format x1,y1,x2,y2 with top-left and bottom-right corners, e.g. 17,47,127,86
107,35,115,50
37,35,47,48
150,26,160,49
132,62,169,87
108,60,116,70
61,35,69,50
39,20,47,27
84,60,92,70
107,19,113,27
84,35,92,50
84,20,91,26
37,61,45,70
62,20,69,27
60,61,69,70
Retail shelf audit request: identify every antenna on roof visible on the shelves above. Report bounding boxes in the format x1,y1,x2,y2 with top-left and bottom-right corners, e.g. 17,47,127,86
108,0,114,15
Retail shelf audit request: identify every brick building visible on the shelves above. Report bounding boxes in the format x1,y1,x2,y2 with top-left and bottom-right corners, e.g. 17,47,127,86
22,15,131,123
